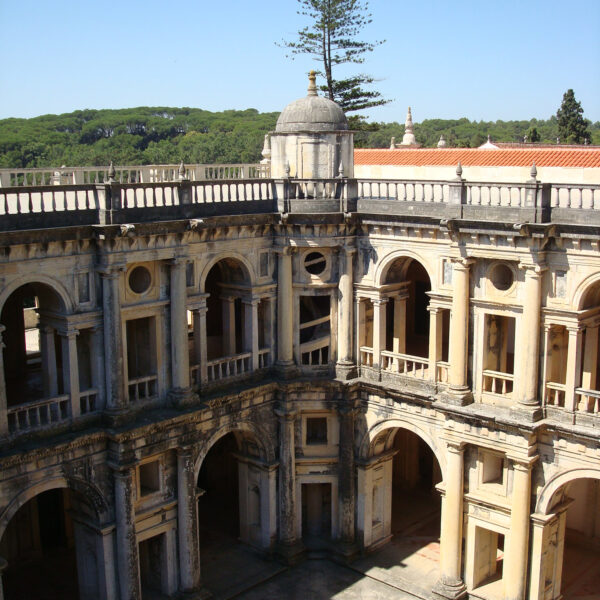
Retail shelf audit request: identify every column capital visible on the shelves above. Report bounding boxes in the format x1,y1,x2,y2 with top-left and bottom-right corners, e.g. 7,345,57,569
57,327,79,339
275,245,297,256
336,401,359,418
449,256,474,270
275,406,297,421
170,255,188,268
372,297,389,306
509,456,537,471
445,440,465,454
519,262,547,277
97,263,126,278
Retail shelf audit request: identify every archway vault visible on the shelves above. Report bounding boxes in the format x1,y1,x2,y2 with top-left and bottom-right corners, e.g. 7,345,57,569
536,467,600,514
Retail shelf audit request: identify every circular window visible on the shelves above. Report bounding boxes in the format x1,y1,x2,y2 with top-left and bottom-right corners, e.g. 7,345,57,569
128,266,152,294
304,252,327,275
489,263,514,292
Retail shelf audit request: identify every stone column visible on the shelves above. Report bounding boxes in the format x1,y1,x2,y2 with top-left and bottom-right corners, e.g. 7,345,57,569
276,248,296,375
392,294,407,354
170,258,191,395
177,447,201,594
113,467,140,600
516,265,543,416
192,297,208,384
581,323,599,390
446,258,472,404
100,267,126,413
564,326,583,412
60,329,80,419
90,325,104,406
428,307,443,383
337,402,357,554
221,296,236,356
243,298,260,371
0,326,7,436
336,247,356,379
372,298,388,369
40,324,58,397
434,442,467,599
504,459,533,600
275,401,301,561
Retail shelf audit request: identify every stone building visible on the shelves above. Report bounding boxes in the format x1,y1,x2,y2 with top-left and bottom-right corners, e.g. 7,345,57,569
0,73,598,599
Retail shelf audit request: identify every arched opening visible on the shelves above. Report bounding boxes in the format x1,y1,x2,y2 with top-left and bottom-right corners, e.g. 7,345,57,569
197,430,277,597
543,477,600,600
196,258,270,383
358,427,442,594
0,487,102,600
0,283,99,434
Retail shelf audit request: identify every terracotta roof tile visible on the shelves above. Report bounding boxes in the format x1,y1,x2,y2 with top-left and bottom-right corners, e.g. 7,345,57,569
353,148,600,168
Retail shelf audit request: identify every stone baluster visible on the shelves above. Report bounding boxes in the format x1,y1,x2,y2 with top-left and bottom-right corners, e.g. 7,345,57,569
221,296,236,356
372,297,388,369
275,401,301,560
433,441,467,599
243,298,260,371
392,293,407,354
100,267,126,414
446,258,472,404
192,296,208,385
0,327,7,435
60,328,80,419
336,247,356,379
516,264,544,417
177,447,202,594
504,459,534,600
113,466,141,600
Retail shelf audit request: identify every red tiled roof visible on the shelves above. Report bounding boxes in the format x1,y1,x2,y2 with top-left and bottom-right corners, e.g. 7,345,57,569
354,148,600,168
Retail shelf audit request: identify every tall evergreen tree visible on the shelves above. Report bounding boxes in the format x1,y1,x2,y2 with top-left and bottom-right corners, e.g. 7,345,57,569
556,89,591,144
278,0,389,113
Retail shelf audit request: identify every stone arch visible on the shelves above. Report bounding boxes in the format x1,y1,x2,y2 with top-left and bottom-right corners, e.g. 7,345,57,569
199,252,255,293
194,420,275,480
536,467,600,515
374,249,435,289
573,271,600,310
0,475,109,541
0,273,74,315
359,417,446,479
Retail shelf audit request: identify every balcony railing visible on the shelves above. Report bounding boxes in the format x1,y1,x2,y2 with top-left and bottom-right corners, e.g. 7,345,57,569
544,381,566,408
575,388,600,414
360,347,374,367
381,351,428,379
207,352,252,382
258,348,271,369
7,395,70,434
482,369,514,397
300,337,330,366
79,388,99,414
436,361,450,384
128,375,158,402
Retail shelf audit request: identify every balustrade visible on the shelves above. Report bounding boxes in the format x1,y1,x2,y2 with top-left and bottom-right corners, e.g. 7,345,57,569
128,375,158,402
381,350,428,379
482,369,514,397
575,388,600,414
206,352,252,382
7,395,70,434
436,361,450,384
300,337,330,366
359,347,374,367
79,388,99,414
544,381,566,408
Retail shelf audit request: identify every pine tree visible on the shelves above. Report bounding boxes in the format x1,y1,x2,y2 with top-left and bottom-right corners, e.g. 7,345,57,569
278,0,389,113
556,89,591,144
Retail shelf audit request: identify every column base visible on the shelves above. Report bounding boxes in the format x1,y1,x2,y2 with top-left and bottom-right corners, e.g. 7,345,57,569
273,361,300,380
178,586,213,599
169,387,199,408
432,577,467,600
103,407,132,428
333,540,360,563
510,403,543,422
335,362,358,381
276,539,305,565
440,387,473,407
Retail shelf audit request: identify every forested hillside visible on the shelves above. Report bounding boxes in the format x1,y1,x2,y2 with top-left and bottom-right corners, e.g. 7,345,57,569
1,107,598,168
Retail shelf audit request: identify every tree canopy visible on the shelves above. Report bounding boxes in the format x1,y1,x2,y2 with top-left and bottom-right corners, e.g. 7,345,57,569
556,89,591,144
279,0,388,113
1,106,599,169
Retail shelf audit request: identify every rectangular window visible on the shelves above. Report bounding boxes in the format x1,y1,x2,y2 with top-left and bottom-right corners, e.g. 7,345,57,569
139,460,161,497
306,417,328,445
299,295,331,366
78,272,90,303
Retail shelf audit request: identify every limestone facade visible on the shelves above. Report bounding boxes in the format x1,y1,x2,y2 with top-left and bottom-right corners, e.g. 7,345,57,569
0,81,598,600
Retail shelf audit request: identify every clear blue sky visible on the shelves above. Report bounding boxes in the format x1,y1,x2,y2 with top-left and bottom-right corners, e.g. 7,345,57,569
1,0,599,123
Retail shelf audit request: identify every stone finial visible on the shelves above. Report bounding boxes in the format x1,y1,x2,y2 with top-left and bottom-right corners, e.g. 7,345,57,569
437,134,447,148
307,70,318,96
557,137,560,144
456,162,463,178
261,134,271,159
178,161,186,180
338,159,344,178
523,135,528,143
530,161,537,180
487,135,491,143
400,107,417,146
108,161,116,182
285,161,291,177
390,136,396,149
